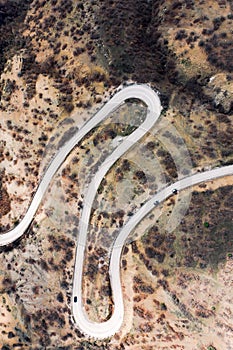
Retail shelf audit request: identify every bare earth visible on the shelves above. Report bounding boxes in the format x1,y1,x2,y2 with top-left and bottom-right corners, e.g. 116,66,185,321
0,0,233,349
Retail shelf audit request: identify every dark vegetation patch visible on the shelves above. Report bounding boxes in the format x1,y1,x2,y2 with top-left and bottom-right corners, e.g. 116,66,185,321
137,185,233,273
0,0,33,76
177,185,233,269
96,0,167,86
0,172,11,218
0,0,110,110
140,225,176,271
29,309,67,347
86,246,108,280
83,245,114,320
46,234,75,271
201,28,233,73
95,0,199,105
133,276,155,294
95,0,233,123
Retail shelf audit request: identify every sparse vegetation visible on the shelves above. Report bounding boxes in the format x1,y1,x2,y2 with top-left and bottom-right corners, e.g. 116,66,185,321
0,0,233,348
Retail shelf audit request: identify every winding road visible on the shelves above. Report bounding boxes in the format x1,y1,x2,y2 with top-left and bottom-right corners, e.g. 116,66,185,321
1,84,233,339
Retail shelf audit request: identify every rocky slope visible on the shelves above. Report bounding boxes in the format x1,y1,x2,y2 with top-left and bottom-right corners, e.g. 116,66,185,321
0,0,232,349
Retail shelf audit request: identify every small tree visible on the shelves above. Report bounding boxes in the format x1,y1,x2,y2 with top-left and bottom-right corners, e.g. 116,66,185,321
207,345,216,350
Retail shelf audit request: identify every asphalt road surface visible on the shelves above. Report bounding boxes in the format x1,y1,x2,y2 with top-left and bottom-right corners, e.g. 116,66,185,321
1,84,232,339
72,84,162,338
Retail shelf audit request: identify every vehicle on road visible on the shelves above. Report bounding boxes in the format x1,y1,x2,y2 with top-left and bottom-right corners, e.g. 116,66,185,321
1,82,233,340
